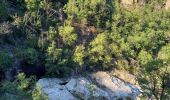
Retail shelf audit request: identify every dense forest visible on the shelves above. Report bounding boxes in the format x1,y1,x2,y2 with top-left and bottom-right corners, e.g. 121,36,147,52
0,0,170,100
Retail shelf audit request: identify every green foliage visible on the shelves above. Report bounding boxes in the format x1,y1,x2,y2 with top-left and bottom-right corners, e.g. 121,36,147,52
20,48,38,65
64,0,113,28
25,0,41,11
17,73,30,90
0,73,36,100
73,45,86,66
115,59,129,70
87,83,96,93
0,1,10,22
0,51,13,71
1,0,170,98
32,84,48,100
88,32,113,68
138,45,170,99
138,50,153,66
46,42,62,63
45,42,70,76
158,43,170,63
111,4,170,99
38,27,57,50
138,58,170,100
59,25,77,46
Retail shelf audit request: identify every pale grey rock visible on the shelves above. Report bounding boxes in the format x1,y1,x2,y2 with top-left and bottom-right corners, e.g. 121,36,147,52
91,71,141,100
36,72,141,100
65,77,109,100
36,78,76,100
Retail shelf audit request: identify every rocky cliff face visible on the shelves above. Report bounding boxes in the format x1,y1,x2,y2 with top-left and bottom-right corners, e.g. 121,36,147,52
36,71,141,100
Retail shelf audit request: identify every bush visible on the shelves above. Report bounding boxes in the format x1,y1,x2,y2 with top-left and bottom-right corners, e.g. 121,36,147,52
72,45,86,66
58,25,77,46
0,1,10,22
158,43,170,62
20,48,38,65
0,73,36,100
138,50,153,66
0,51,13,71
32,84,48,100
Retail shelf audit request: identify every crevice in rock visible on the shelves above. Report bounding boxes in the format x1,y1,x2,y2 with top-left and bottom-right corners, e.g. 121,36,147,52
59,82,68,85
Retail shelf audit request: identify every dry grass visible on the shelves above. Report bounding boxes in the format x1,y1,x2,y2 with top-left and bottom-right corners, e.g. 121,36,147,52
111,69,138,85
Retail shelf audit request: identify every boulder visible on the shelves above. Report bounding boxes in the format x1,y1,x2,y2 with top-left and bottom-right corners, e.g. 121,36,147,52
66,77,109,100
36,78,76,100
91,71,141,100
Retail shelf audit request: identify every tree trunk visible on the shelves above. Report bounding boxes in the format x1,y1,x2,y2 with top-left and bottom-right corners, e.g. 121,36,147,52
152,80,159,100
160,77,165,100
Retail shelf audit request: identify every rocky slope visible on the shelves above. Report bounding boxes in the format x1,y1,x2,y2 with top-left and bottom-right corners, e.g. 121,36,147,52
36,71,141,100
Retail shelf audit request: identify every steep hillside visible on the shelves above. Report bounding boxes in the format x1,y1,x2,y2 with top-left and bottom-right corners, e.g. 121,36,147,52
0,0,170,100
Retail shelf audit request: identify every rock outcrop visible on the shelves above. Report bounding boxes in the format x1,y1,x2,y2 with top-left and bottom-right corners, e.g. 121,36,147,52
121,0,134,5
166,0,170,10
91,72,141,100
111,69,137,84
37,78,76,100
36,72,141,100
66,77,109,100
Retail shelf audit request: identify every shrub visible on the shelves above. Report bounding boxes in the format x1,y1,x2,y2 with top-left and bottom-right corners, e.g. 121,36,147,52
17,73,30,90
0,51,13,71
158,43,170,62
0,1,10,22
32,84,48,100
72,45,86,66
58,25,77,46
0,73,36,99
45,42,64,75
138,50,153,66
20,48,38,65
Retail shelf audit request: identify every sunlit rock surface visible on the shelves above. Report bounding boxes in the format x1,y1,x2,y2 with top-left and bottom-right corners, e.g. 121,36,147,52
36,72,141,100
121,0,134,5
166,0,170,10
